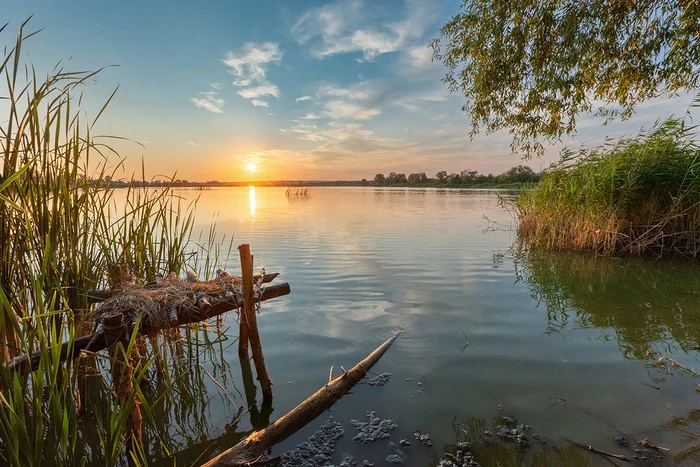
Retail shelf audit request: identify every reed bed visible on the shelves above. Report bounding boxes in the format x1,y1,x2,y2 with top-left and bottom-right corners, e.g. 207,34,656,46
0,19,237,465
285,186,311,197
514,118,700,258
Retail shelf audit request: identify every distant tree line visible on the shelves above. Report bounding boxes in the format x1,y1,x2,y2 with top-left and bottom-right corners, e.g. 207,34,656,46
371,165,539,187
90,166,539,189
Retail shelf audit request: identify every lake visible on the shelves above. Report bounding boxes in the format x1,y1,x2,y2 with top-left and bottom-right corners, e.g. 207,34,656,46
147,187,700,466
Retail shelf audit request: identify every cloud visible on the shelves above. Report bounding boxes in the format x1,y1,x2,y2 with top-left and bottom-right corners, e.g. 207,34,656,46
187,141,199,147
223,42,283,107
190,91,225,113
222,42,282,84
300,113,320,120
313,81,384,120
237,84,280,100
325,100,381,120
210,83,225,90
406,45,434,69
296,95,312,102
292,0,434,62
251,99,269,107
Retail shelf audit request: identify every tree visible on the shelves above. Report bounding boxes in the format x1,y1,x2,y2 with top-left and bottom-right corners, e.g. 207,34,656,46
435,171,448,183
431,1,700,155
374,173,386,185
498,165,539,184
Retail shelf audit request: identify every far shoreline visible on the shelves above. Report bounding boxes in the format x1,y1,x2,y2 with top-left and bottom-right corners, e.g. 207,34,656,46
106,180,531,190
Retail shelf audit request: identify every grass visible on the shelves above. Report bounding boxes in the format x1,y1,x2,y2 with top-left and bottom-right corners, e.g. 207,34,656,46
513,117,700,258
0,19,239,465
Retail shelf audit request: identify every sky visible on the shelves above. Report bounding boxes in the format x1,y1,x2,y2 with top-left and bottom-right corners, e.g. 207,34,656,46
3,0,696,182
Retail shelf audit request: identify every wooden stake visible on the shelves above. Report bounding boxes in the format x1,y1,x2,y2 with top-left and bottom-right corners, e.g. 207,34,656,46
203,332,401,467
239,244,273,401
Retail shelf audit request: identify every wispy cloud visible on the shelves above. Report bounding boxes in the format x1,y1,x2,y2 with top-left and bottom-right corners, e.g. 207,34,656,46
223,42,283,108
325,100,380,120
251,99,269,108
291,0,434,62
187,141,199,147
300,113,320,120
190,91,225,113
237,84,280,100
406,45,434,69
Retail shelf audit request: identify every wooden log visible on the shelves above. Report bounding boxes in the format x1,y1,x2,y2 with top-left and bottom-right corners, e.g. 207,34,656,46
203,332,401,467
239,245,272,400
88,273,280,303
7,282,291,374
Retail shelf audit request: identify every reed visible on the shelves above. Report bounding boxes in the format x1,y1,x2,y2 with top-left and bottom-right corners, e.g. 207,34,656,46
513,116,700,258
0,19,237,465
285,186,311,198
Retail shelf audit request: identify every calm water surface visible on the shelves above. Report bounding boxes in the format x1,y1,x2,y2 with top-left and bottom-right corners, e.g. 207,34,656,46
157,187,700,466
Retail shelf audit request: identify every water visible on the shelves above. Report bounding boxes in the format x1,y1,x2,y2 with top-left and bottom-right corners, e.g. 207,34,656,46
154,187,700,466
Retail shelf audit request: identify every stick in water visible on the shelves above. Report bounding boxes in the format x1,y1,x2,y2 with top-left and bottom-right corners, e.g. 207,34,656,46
203,332,402,466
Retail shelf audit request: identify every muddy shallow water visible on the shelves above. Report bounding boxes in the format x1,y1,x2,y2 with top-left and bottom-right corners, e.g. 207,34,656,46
143,187,700,466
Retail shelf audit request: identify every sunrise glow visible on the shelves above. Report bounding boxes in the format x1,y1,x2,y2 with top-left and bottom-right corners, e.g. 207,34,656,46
246,162,257,173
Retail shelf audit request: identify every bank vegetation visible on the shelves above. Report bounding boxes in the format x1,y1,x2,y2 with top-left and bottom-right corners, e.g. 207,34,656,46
514,118,700,258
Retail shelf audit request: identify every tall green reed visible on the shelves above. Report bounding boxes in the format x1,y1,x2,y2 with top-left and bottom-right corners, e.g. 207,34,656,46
0,18,237,465
514,117,700,257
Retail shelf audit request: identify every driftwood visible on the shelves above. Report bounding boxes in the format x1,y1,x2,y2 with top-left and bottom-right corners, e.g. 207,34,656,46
658,356,699,376
565,438,631,462
7,282,291,374
203,332,401,466
87,272,281,303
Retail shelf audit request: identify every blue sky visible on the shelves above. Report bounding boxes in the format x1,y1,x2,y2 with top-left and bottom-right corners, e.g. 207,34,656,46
3,0,695,181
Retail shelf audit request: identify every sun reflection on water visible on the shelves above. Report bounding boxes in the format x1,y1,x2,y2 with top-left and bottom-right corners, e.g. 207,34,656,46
249,185,256,216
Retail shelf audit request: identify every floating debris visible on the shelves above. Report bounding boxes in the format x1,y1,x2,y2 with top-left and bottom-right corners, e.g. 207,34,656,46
437,442,481,467
339,455,357,466
414,431,433,447
494,418,531,446
399,439,411,447
367,372,392,386
350,411,397,444
280,417,344,466
615,436,629,447
385,441,407,464
362,461,374,467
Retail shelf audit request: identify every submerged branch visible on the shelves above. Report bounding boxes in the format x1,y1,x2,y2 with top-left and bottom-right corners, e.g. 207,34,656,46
203,332,402,466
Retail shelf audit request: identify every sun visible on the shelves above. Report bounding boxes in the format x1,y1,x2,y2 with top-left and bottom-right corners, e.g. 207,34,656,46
246,162,257,173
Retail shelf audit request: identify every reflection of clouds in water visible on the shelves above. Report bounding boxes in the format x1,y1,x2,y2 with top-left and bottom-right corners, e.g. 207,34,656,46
301,299,397,341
